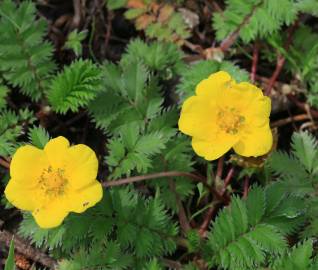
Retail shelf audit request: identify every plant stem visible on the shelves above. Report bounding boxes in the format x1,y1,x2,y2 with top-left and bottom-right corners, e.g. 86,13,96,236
251,41,259,82
0,157,10,169
103,171,206,187
265,20,299,95
221,167,235,195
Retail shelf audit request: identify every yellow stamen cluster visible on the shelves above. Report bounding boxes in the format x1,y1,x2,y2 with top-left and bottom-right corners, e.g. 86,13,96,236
38,166,68,197
217,107,245,135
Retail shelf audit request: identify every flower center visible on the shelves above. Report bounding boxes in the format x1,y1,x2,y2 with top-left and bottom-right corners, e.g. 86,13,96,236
217,107,245,135
38,166,68,198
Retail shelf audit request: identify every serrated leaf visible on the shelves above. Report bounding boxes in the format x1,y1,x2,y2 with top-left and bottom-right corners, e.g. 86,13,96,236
28,126,50,149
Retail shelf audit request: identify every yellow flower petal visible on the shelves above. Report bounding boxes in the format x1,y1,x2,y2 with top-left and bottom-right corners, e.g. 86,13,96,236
10,145,49,185
246,95,271,127
192,134,239,160
44,136,70,168
32,200,69,229
68,181,103,213
234,125,273,157
178,95,217,140
195,71,232,98
4,179,36,211
65,144,98,189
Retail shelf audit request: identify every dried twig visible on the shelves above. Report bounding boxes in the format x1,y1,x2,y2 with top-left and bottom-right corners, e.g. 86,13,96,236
72,0,82,29
287,94,318,118
104,10,113,50
161,258,182,269
271,114,310,128
103,171,206,187
0,230,57,269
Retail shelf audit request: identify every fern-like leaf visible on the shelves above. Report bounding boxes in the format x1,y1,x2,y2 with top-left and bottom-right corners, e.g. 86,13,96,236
48,59,102,114
0,0,55,100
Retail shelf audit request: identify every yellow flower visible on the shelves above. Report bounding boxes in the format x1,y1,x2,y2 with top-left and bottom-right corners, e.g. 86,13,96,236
4,136,103,228
178,71,272,160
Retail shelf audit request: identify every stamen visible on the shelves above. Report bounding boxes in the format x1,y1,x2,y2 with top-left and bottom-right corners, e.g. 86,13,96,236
217,107,245,135
38,166,68,198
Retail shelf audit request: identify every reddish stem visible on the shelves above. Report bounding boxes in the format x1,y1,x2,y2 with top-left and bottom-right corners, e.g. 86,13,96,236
251,41,259,82
220,2,262,52
243,176,250,198
0,158,10,169
168,179,191,233
198,205,217,237
221,167,235,195
265,56,285,96
287,94,318,118
216,157,224,179
265,21,299,95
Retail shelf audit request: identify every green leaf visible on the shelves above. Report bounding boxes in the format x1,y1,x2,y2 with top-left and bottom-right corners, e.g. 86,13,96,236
291,131,318,172
64,29,88,56
122,60,148,104
106,0,127,10
0,85,8,110
28,126,50,149
0,0,55,101
124,8,146,19
4,238,15,270
246,185,265,226
48,59,102,114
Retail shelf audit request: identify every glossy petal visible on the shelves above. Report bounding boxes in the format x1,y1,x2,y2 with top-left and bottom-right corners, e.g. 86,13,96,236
195,71,232,98
5,179,36,211
32,200,69,229
68,181,103,213
44,136,70,168
234,125,273,157
178,95,217,140
192,133,239,160
10,145,49,186
64,144,98,189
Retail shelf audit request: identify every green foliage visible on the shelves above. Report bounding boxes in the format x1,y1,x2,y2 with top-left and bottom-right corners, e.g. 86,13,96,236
295,0,318,17
142,259,163,270
145,12,190,44
2,1,318,268
0,109,35,156
0,84,8,110
19,188,178,270
0,0,55,100
28,126,50,149
177,60,249,100
64,30,88,57
271,240,315,270
204,184,308,270
107,123,168,178
273,25,318,107
4,239,15,270
105,0,127,10
268,131,318,194
120,39,184,78
48,59,103,114
213,0,297,43
268,132,318,240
